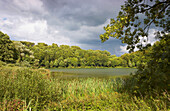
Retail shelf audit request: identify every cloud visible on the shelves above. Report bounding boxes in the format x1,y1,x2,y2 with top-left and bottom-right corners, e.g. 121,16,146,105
0,17,72,45
42,0,124,28
0,0,133,56
119,28,158,54
120,45,128,53
13,0,45,13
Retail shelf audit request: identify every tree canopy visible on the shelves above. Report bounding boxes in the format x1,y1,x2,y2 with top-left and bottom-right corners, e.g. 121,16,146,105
100,0,170,95
0,31,16,63
100,0,170,52
0,31,150,68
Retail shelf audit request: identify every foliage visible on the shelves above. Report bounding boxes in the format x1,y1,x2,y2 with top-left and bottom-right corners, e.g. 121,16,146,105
100,0,170,96
30,42,149,68
0,31,35,66
121,34,170,96
0,67,169,110
13,41,35,64
132,34,170,95
100,0,169,52
0,60,6,67
0,30,151,69
0,31,16,63
20,41,35,47
30,42,126,68
0,67,59,110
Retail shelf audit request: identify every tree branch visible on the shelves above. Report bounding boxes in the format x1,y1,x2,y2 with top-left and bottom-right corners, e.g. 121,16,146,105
139,1,169,13
144,4,169,31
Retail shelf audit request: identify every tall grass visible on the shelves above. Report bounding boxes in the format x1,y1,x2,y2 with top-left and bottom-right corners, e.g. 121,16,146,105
0,67,169,110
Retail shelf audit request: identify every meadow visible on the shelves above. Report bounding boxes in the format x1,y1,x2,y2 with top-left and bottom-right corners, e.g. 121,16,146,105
0,66,169,110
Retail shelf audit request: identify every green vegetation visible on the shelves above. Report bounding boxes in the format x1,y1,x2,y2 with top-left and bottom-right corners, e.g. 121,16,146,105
0,67,169,110
0,31,16,63
0,0,169,110
0,32,169,110
0,31,148,69
101,0,169,97
100,0,169,52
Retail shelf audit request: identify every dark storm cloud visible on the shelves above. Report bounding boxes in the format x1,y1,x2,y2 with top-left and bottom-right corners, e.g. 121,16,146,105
0,0,128,56
76,38,124,55
42,0,124,28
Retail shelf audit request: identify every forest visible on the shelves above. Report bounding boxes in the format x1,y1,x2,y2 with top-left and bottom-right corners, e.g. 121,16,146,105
0,31,149,68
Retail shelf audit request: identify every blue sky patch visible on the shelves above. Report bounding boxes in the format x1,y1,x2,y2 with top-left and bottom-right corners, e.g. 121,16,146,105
3,18,7,20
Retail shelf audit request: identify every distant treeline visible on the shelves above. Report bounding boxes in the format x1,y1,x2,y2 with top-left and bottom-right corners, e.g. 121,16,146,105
0,31,149,68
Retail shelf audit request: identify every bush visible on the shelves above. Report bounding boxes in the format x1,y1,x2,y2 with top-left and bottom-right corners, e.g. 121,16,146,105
0,67,59,110
122,34,170,96
0,67,169,110
0,61,6,67
7,63,15,67
20,60,31,67
15,62,20,66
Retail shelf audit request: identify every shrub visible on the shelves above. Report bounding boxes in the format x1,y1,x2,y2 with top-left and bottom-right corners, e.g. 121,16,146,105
7,63,15,67
0,67,169,110
20,60,31,67
0,61,6,67
0,67,59,110
122,34,170,96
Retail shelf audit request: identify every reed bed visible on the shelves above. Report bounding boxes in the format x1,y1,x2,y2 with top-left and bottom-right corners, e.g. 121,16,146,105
0,67,169,110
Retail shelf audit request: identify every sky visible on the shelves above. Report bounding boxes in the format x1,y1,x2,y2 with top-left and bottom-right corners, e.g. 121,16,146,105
0,0,157,56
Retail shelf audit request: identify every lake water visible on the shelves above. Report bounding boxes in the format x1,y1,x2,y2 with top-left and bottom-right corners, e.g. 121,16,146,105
50,68,137,78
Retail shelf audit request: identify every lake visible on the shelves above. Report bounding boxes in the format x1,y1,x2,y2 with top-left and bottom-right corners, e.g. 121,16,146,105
50,68,137,78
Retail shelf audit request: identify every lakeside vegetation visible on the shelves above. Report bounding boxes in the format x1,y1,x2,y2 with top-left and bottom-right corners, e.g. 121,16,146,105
0,34,169,110
0,0,169,110
0,67,169,110
0,19,169,111
49,68,137,79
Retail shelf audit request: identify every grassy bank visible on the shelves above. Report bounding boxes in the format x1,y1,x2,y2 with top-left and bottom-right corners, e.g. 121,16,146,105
49,66,136,69
0,67,169,110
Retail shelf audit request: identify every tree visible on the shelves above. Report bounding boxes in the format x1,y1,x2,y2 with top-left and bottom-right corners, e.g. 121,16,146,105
20,41,35,47
13,41,34,63
51,43,58,48
0,31,16,63
50,61,54,68
121,53,130,66
110,57,122,67
100,0,170,95
70,57,78,67
54,59,59,67
45,61,50,68
133,34,170,94
100,0,169,52
37,43,48,47
59,60,65,67
34,59,39,67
